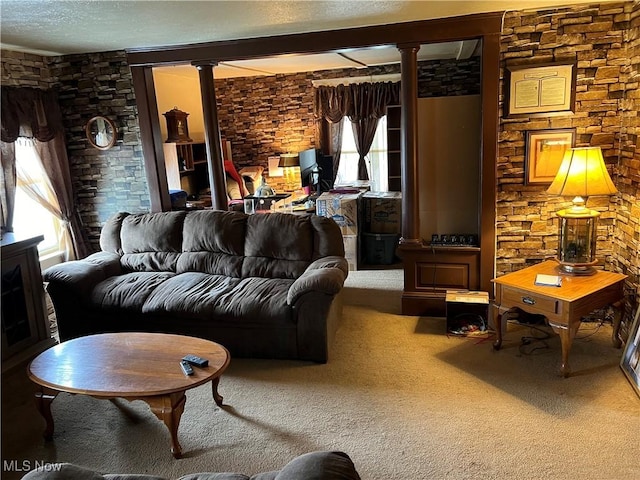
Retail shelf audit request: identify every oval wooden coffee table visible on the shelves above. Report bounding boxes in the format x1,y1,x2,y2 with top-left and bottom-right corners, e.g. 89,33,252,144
27,332,230,458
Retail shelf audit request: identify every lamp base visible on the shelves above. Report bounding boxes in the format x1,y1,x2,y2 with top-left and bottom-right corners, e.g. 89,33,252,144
555,211,599,277
556,260,598,276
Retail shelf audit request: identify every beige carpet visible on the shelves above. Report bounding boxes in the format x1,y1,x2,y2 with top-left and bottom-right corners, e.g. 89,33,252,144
2,269,639,480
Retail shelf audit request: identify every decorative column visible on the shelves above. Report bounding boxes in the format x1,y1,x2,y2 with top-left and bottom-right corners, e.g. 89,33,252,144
194,61,228,211
398,44,421,245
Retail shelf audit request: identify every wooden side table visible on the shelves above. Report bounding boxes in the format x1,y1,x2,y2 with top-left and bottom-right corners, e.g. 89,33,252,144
492,260,627,377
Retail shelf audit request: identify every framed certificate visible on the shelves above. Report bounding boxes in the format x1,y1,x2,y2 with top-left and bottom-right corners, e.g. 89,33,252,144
505,62,576,117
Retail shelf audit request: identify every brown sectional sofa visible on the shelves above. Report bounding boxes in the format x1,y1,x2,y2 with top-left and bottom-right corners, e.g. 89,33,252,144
43,210,348,362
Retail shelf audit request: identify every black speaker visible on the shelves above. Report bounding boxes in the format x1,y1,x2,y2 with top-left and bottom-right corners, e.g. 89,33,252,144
316,154,334,192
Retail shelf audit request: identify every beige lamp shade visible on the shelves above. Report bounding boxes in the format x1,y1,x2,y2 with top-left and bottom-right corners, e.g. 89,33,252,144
546,146,617,201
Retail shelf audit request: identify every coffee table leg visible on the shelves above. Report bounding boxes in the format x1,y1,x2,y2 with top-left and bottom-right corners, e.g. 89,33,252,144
34,387,58,440
212,377,224,406
144,392,186,459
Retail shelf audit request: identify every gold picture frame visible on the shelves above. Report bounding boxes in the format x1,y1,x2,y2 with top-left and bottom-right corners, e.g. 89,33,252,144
505,62,576,117
620,306,640,398
524,129,575,184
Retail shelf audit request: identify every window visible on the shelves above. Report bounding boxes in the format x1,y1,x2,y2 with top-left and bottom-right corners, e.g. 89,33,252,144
13,138,64,258
335,116,388,192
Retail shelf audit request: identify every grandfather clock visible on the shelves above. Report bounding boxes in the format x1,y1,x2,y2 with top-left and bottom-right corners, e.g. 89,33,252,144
163,107,193,143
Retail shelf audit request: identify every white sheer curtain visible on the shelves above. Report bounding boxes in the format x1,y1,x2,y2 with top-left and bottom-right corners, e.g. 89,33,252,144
335,116,388,191
14,138,70,258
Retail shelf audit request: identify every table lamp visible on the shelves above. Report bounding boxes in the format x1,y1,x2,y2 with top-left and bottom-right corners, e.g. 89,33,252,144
279,153,300,191
546,146,617,275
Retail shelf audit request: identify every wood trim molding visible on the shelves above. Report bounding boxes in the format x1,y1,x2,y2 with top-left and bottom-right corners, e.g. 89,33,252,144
479,33,500,296
130,66,171,212
195,63,228,211
399,44,421,245
126,13,504,66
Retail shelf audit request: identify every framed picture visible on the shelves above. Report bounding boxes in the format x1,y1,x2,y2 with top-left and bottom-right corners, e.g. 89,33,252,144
505,62,576,117
620,306,640,398
524,128,575,184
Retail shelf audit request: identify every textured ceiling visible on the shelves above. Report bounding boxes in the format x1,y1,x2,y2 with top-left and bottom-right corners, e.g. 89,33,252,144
1,1,619,79
1,1,617,56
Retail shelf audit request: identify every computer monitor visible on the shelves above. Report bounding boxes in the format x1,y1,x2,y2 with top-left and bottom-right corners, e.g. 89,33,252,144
298,148,334,194
299,148,319,191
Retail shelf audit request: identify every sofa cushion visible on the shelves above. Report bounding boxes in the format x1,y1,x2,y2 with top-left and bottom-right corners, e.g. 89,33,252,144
120,252,182,273
243,214,313,279
213,277,294,324
178,210,247,277
182,210,246,257
177,252,244,278
311,215,346,259
178,474,249,480
119,211,186,272
91,272,176,311
177,474,249,480
20,463,167,480
142,272,241,319
20,452,359,480
100,212,129,254
143,273,293,325
271,451,360,480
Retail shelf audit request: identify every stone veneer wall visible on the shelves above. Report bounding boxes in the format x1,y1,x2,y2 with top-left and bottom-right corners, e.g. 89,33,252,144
1,3,637,326
498,1,639,333
49,51,150,247
1,50,55,89
1,49,477,250
216,58,480,170
1,50,150,248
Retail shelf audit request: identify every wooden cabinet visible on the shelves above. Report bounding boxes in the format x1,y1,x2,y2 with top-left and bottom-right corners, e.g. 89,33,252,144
402,246,481,316
1,233,55,372
399,95,485,316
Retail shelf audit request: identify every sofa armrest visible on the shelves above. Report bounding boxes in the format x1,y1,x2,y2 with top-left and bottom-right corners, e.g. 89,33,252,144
287,256,348,305
268,451,360,480
43,252,122,298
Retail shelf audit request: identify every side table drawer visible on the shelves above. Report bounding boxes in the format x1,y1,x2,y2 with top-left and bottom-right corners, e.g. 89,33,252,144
502,287,559,316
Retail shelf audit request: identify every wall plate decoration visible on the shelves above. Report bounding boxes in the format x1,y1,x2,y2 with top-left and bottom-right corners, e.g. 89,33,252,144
505,62,576,117
524,128,575,184
163,107,193,143
86,116,117,150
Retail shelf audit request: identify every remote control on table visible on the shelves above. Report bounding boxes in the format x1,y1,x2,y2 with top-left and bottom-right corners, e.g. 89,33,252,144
180,360,194,376
182,354,209,367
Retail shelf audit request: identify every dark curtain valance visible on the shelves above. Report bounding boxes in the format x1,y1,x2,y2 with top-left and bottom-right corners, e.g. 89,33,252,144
314,81,399,181
313,81,400,122
1,87,64,143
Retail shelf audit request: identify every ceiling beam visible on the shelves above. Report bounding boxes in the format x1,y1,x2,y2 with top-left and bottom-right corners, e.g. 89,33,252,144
126,12,503,67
